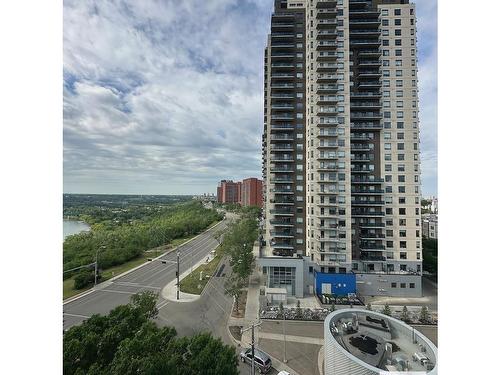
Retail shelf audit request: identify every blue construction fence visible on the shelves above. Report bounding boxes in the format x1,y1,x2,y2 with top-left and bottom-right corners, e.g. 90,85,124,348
314,271,356,296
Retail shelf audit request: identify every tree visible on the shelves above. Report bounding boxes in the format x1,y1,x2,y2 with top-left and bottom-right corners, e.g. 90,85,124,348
419,306,431,323
74,268,97,290
330,303,336,312
279,301,284,318
296,300,302,319
382,303,392,316
366,303,372,311
130,291,159,319
63,292,239,375
213,229,224,245
224,275,245,313
400,306,410,323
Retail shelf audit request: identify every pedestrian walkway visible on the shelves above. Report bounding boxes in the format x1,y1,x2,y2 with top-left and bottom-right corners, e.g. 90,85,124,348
161,252,216,303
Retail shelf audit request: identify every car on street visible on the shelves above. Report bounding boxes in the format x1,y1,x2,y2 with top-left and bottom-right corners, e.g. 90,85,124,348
239,348,272,374
277,372,291,375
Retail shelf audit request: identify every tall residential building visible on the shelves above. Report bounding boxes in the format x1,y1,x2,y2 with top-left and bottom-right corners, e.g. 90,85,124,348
241,178,264,207
260,0,422,297
217,180,241,204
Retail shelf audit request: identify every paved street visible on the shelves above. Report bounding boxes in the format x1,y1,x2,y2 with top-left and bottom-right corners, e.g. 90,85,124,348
63,218,228,330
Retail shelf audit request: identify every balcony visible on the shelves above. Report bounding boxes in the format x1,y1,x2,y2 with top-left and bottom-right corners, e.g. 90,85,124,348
351,200,384,206
270,155,294,162
358,60,381,67
270,53,294,59
350,134,374,141
317,141,338,148
350,29,380,36
270,198,294,205
358,222,385,228
271,124,294,131
270,93,294,98
350,39,380,46
352,211,384,217
272,43,295,48
271,83,295,89
350,122,383,130
316,19,338,28
271,104,294,110
271,73,294,79
270,177,294,184
359,254,387,262
270,231,294,238
316,41,338,49
359,233,385,239
270,134,294,141
318,153,338,160
271,188,294,194
357,81,381,88
271,63,294,68
350,102,381,109
270,144,293,151
359,243,386,250
317,163,338,171
271,23,295,28
351,92,381,98
351,189,384,195
317,85,340,93
316,74,342,82
271,33,295,38
351,157,374,163
318,130,339,137
317,62,340,71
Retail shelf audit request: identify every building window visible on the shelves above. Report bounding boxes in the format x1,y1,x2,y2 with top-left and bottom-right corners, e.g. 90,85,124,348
395,29,401,36
382,19,389,26
398,175,405,183
395,39,402,46
382,40,389,46
410,283,415,289
399,208,406,215
386,240,393,248
395,60,402,66
394,9,401,16
395,49,402,56
400,283,406,288
395,19,401,26
391,282,397,288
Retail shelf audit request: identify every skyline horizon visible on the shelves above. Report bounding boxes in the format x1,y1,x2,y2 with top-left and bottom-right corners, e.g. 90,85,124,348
63,0,437,197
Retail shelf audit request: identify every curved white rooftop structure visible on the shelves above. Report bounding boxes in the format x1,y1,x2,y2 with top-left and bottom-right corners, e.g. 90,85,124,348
324,309,437,374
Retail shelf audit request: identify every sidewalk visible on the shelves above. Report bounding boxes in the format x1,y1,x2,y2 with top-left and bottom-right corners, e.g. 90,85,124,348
161,252,216,303
232,243,315,375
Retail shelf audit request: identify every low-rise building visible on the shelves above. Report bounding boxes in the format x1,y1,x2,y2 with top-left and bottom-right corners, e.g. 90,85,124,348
422,214,438,239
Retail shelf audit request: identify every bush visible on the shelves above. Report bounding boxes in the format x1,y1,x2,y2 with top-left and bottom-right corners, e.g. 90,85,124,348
74,269,95,290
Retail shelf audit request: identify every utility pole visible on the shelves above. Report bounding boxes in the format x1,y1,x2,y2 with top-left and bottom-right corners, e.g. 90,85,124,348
176,251,180,300
241,321,261,375
283,310,287,363
94,245,106,287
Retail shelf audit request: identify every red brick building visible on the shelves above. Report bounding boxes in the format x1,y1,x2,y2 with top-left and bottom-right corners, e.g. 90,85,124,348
217,178,262,207
217,180,241,204
241,178,263,207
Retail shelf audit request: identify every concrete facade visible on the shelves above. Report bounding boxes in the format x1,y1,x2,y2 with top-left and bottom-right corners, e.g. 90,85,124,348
262,0,423,298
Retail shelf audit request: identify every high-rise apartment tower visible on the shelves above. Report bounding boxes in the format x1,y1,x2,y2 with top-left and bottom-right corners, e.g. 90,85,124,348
261,0,422,297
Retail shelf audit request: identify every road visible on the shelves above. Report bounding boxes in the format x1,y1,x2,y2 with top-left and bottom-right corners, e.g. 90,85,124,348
63,218,229,331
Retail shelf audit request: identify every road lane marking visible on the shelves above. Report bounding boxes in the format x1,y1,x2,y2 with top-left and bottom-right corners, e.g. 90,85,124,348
205,289,226,313
99,289,136,295
113,282,161,290
157,300,169,310
64,313,90,319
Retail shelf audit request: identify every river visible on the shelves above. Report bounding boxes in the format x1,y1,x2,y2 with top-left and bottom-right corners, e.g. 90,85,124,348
63,220,91,240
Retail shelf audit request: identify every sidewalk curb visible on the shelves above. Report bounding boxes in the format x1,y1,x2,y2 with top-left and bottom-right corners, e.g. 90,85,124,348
64,219,225,305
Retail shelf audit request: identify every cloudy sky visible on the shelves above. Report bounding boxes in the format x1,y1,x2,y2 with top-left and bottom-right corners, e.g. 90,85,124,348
63,0,437,196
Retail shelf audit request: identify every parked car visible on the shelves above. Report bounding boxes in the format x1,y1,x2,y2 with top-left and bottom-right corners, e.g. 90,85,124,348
239,348,272,374
277,372,291,375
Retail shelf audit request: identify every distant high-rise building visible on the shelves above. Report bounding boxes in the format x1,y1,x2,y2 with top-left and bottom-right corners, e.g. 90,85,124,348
217,180,241,204
241,178,264,207
260,0,423,297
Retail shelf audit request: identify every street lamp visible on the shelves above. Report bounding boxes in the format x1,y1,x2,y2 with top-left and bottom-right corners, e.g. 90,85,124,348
176,251,180,300
95,245,106,287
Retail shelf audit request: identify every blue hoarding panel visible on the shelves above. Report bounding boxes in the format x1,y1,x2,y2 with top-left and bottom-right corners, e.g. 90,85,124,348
314,272,356,296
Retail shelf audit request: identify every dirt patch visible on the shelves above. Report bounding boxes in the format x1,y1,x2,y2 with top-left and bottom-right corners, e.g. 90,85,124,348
229,325,243,342
231,290,248,318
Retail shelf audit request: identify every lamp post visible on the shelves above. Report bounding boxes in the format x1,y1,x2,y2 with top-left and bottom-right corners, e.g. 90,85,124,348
95,245,106,287
283,310,287,363
176,251,180,300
